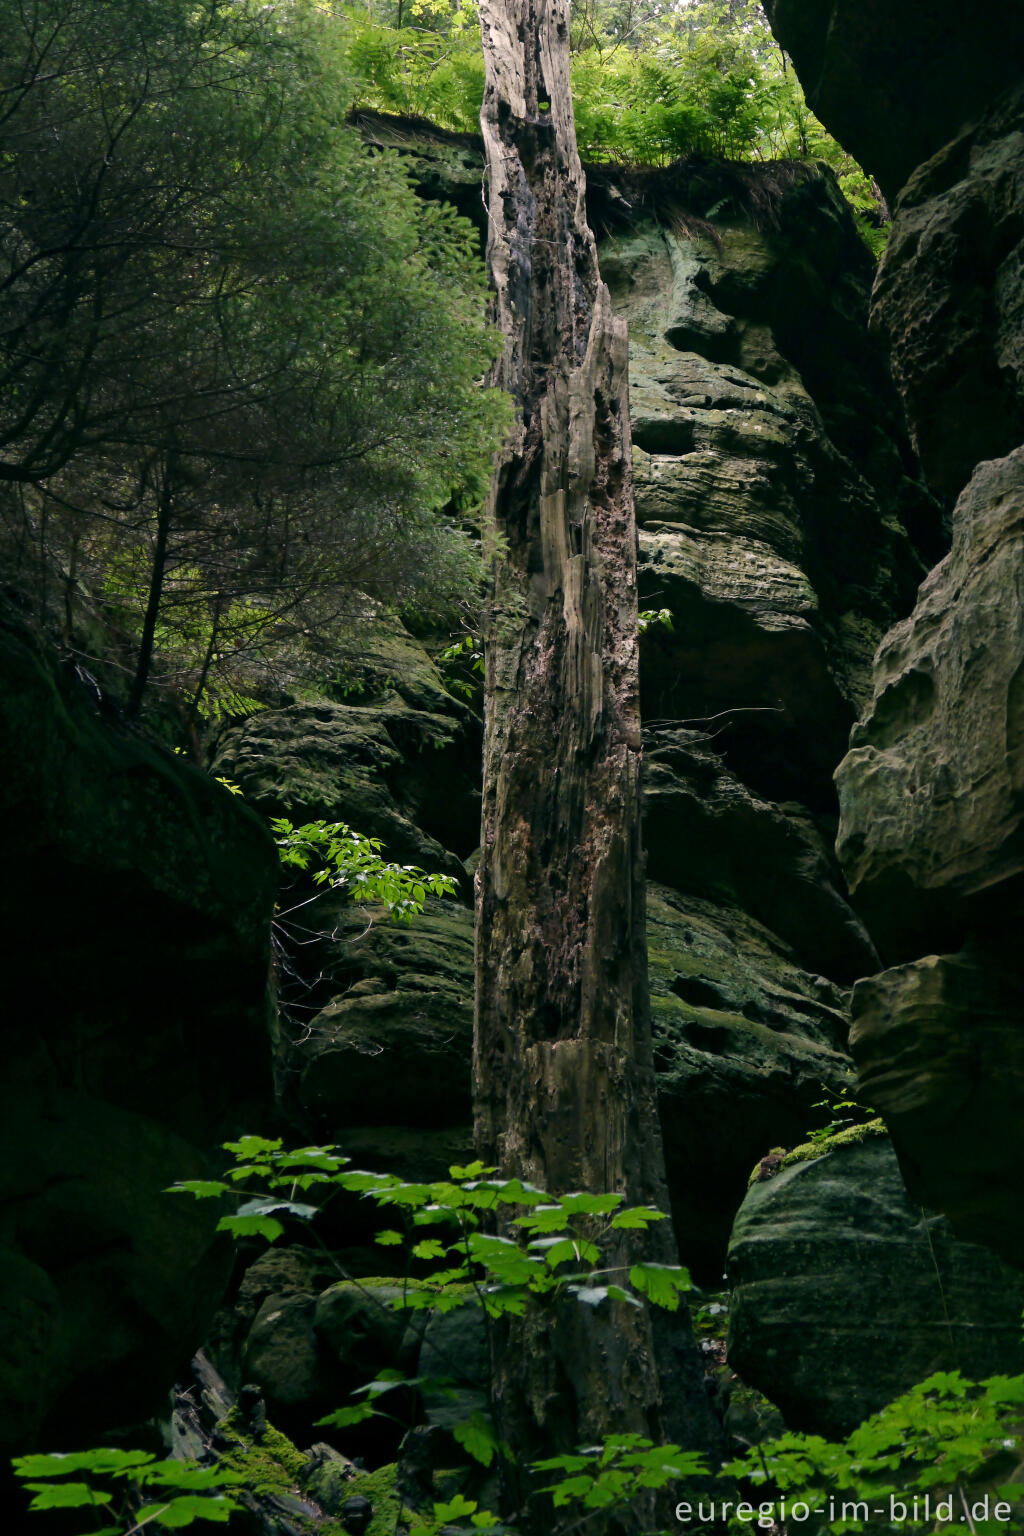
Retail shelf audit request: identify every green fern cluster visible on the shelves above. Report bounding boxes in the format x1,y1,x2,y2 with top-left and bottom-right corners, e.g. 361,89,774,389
337,0,887,248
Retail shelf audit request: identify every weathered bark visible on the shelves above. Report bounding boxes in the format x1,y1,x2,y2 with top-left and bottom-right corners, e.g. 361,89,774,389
474,0,717,1524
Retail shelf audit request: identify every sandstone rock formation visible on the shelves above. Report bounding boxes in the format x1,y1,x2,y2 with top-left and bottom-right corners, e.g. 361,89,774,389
770,0,1024,1264
727,1132,1024,1436
763,0,1024,202
255,154,935,1298
837,448,1024,957
871,87,1024,500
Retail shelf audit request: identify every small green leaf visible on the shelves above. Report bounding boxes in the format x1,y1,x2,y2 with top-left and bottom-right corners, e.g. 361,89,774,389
24,1483,112,1509
136,1462,247,1490
453,1411,500,1468
433,1493,478,1522
235,1197,318,1222
217,1213,284,1242
165,1181,229,1200
222,1135,282,1159
449,1161,492,1180
571,1286,610,1307
606,1284,643,1308
151,1493,240,1525
412,1239,446,1260
276,1148,348,1172
610,1206,668,1230
628,1263,691,1310
316,1403,378,1428
13,1450,154,1478
375,1229,404,1246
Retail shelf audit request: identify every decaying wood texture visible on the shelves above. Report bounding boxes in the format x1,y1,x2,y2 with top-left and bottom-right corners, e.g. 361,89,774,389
474,0,717,1522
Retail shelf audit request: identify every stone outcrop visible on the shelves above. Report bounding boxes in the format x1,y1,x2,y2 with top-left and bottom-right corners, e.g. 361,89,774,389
0,616,277,1463
648,884,852,1279
767,0,1024,1263
762,0,1024,202
851,951,1024,1268
836,449,1024,957
213,620,480,889
727,1132,1024,1436
871,88,1024,500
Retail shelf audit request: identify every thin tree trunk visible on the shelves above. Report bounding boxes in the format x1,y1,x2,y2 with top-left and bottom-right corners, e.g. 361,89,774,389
474,0,717,1526
127,454,175,718
187,593,223,734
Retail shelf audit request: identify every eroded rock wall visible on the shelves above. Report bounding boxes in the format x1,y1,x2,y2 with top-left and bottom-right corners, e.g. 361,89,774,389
768,0,1024,1262
252,141,937,1289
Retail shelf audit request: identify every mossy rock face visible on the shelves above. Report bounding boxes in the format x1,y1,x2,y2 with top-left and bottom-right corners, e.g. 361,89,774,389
643,735,876,983
289,899,475,1141
416,1299,489,1432
610,205,939,817
213,617,480,879
343,1461,403,1536
726,1134,1024,1437
214,702,469,887
0,619,276,1462
648,882,854,1282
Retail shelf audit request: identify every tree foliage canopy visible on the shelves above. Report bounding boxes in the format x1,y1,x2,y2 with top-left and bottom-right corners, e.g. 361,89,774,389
0,0,507,722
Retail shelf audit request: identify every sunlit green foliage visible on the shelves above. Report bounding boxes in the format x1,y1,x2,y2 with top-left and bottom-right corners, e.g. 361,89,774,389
10,1447,245,1529
272,816,459,922
169,1141,686,1313
336,0,886,245
725,1368,1024,1532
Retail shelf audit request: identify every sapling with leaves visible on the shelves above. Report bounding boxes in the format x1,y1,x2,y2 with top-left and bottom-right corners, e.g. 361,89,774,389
169,1138,693,1312
167,1142,704,1520
724,1366,1024,1533
272,818,459,926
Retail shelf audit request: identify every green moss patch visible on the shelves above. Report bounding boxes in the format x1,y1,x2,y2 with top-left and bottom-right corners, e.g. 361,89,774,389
345,1461,403,1536
747,1117,887,1186
218,1415,310,1497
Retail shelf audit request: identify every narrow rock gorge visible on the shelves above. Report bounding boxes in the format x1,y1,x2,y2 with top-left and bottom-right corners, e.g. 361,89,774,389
4,1,1024,1529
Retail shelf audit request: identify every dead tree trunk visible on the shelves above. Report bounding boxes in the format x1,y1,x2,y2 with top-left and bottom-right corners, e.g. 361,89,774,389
474,0,717,1523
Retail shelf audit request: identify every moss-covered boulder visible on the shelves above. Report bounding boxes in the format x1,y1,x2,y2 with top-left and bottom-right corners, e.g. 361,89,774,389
648,883,852,1280
726,1133,1024,1436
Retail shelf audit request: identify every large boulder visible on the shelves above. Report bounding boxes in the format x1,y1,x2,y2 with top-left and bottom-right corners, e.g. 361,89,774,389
851,949,1024,1268
727,1131,1024,1436
0,618,277,1461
